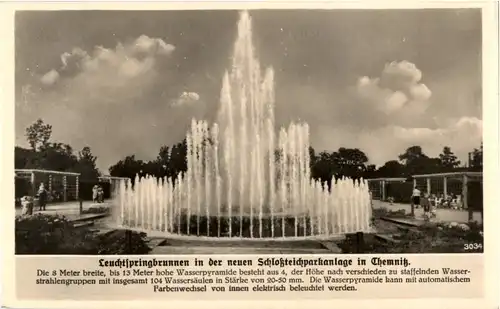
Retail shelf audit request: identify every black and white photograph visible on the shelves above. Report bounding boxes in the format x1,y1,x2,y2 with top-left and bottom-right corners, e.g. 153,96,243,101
14,9,483,255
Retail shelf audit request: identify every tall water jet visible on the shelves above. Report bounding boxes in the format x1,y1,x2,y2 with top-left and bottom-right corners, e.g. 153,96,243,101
116,10,373,240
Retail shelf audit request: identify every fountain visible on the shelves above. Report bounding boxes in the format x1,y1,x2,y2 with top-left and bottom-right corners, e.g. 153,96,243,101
116,11,372,240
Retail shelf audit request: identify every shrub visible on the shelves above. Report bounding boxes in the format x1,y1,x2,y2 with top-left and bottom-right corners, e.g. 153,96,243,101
95,230,151,255
337,234,390,254
15,214,96,254
15,214,151,255
82,206,110,215
372,207,412,220
339,218,483,254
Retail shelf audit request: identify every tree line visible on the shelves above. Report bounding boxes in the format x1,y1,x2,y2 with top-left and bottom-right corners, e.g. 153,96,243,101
15,119,483,184
15,119,100,182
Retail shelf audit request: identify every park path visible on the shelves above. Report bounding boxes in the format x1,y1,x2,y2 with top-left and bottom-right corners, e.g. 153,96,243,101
15,200,112,220
372,200,482,224
17,199,482,224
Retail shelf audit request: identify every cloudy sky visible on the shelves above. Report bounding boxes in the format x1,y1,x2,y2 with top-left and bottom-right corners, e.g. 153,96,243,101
15,9,482,172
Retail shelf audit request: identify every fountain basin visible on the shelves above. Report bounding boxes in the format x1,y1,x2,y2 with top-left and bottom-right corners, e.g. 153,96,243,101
120,211,349,239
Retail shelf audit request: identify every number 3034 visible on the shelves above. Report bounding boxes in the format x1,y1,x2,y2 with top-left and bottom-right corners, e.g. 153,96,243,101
464,243,482,250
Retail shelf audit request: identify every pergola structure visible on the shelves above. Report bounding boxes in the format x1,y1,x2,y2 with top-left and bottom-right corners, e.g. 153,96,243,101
367,177,406,201
15,169,80,202
412,171,482,210
98,175,130,198
367,171,483,210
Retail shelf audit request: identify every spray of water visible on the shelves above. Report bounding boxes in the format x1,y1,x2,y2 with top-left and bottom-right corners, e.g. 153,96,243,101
117,11,372,239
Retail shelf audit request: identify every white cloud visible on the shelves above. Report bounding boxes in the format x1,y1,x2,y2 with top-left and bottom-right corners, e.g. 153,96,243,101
384,91,407,113
381,61,422,86
308,60,481,166
172,91,201,106
132,35,175,56
39,36,175,88
40,69,59,86
60,48,90,73
313,116,482,167
355,60,432,118
17,35,183,171
409,83,431,101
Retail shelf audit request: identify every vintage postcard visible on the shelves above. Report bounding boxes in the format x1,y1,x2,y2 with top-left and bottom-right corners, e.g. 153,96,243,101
1,1,498,308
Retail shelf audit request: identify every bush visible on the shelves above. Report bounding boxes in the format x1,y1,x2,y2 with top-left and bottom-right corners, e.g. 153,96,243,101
95,230,151,255
384,223,483,253
338,220,483,254
372,207,412,220
337,234,390,254
82,206,110,215
15,214,96,254
15,214,151,255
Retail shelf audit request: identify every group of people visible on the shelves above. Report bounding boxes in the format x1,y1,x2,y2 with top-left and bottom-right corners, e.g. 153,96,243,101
411,187,437,221
20,183,48,215
429,193,463,210
19,182,107,216
92,185,105,203
411,189,462,221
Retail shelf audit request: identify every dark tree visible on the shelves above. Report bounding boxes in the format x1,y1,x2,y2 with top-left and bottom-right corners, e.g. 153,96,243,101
363,164,377,179
109,155,146,179
308,146,317,169
310,147,369,184
333,147,369,179
30,142,79,172
438,146,461,170
25,119,52,151
154,145,171,177
470,142,483,171
398,146,427,165
398,146,440,175
168,139,187,178
15,146,35,169
311,151,337,183
74,146,100,181
376,160,405,178
16,120,91,173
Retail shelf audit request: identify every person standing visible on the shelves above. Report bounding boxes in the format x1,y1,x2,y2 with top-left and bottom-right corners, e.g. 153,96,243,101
20,196,34,215
92,185,99,203
411,186,421,209
97,186,104,203
37,183,48,211
421,193,431,221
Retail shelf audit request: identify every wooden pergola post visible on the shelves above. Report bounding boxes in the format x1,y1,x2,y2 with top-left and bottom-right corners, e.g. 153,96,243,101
63,175,68,202
48,175,52,193
75,175,80,200
381,180,386,201
462,174,469,209
30,171,36,196
426,177,431,195
463,174,472,221
411,178,416,217
443,177,448,197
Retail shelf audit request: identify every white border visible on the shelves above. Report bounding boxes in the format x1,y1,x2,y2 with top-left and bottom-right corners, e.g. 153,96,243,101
1,1,498,308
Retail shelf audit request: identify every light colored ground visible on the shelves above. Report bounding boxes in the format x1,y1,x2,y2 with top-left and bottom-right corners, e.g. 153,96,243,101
15,200,112,219
150,245,332,254
372,200,482,224
17,199,481,254
16,199,481,224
